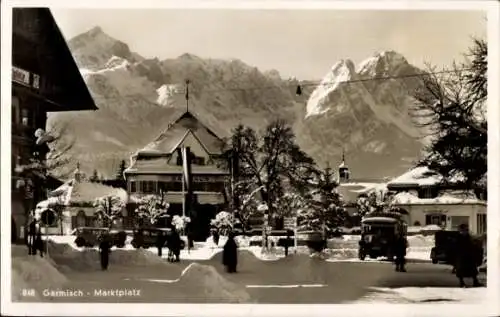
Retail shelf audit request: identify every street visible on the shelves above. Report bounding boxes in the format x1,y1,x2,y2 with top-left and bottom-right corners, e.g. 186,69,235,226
12,246,486,304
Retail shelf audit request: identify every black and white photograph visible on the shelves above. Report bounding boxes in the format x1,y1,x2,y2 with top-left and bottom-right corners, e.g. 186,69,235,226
1,1,499,316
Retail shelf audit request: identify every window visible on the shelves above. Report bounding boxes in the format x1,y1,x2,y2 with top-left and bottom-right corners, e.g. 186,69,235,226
158,181,168,193
192,156,205,166
21,109,29,126
142,181,156,193
425,213,446,226
450,216,469,231
477,214,487,235
418,187,439,199
129,181,136,193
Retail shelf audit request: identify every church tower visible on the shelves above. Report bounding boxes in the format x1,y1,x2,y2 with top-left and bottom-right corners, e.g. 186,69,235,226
338,149,350,183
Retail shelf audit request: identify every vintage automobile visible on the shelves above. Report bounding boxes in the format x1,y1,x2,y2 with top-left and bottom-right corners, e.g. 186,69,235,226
73,227,127,248
131,227,186,249
358,213,407,261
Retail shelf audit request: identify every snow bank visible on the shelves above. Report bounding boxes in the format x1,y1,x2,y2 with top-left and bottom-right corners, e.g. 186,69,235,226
178,263,252,303
246,246,285,261
11,255,67,301
47,241,167,272
353,286,487,304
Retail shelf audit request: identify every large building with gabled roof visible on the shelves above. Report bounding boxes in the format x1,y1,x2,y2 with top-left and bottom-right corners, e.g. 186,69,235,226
124,109,231,238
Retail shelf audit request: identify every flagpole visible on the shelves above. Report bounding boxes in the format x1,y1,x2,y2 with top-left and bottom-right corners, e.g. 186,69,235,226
182,156,186,218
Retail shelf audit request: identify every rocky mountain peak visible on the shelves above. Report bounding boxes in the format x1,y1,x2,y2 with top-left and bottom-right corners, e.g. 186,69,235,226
68,26,139,70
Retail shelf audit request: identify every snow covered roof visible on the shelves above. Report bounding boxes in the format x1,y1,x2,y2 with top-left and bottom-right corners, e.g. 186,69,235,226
136,111,226,156
391,191,486,206
387,166,442,187
41,179,128,206
361,217,398,223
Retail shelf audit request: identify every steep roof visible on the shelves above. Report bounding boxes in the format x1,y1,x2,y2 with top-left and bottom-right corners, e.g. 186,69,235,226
137,111,227,156
13,8,97,111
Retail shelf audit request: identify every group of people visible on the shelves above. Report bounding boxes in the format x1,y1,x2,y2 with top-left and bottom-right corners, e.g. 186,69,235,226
155,229,183,262
391,224,484,288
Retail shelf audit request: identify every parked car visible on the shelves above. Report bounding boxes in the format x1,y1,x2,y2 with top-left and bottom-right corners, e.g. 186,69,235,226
131,227,186,249
74,227,127,248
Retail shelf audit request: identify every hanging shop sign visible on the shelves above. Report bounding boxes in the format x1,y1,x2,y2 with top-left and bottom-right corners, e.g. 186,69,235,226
12,66,40,89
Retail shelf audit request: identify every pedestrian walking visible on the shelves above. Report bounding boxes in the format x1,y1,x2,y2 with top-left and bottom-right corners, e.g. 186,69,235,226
394,232,408,272
156,231,165,257
222,231,238,273
34,225,44,258
27,218,37,255
169,229,181,262
454,224,482,287
212,227,220,247
99,234,111,270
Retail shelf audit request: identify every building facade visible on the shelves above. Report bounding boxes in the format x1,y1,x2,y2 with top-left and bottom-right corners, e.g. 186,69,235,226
11,8,97,242
124,110,230,240
387,167,487,235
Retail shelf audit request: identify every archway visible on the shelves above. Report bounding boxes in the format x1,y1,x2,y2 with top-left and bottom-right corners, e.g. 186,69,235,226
11,217,17,243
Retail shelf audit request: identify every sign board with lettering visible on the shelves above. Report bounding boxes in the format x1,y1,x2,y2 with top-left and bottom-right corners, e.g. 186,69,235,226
12,66,40,89
12,66,30,86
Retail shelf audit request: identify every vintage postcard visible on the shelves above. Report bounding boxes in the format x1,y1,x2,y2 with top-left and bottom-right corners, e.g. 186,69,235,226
1,0,499,316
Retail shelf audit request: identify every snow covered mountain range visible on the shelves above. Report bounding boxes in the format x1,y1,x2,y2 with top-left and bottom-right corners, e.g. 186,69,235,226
48,26,425,179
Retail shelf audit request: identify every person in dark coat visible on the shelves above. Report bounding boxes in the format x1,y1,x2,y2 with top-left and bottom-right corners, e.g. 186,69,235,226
156,231,165,257
222,231,238,273
27,219,37,255
169,229,181,262
394,232,408,272
34,223,44,258
99,234,111,270
454,224,482,287
212,228,220,247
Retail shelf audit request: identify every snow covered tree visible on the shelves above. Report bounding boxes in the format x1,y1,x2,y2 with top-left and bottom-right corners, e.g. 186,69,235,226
115,160,127,181
411,38,487,195
356,192,379,217
172,215,191,232
94,195,125,229
134,194,170,226
300,166,346,237
210,211,236,235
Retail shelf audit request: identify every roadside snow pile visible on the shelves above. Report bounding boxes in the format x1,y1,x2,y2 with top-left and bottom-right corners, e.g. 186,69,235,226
324,248,359,260
246,246,285,261
408,234,435,248
47,241,167,271
47,235,135,251
11,255,67,301
353,287,487,304
327,236,359,249
178,263,252,303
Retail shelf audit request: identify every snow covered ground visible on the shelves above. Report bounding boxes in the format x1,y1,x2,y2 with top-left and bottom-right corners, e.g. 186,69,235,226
352,286,487,304
45,233,434,262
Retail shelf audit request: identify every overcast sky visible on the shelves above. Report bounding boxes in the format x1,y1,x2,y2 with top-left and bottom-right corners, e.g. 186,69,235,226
51,9,486,79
